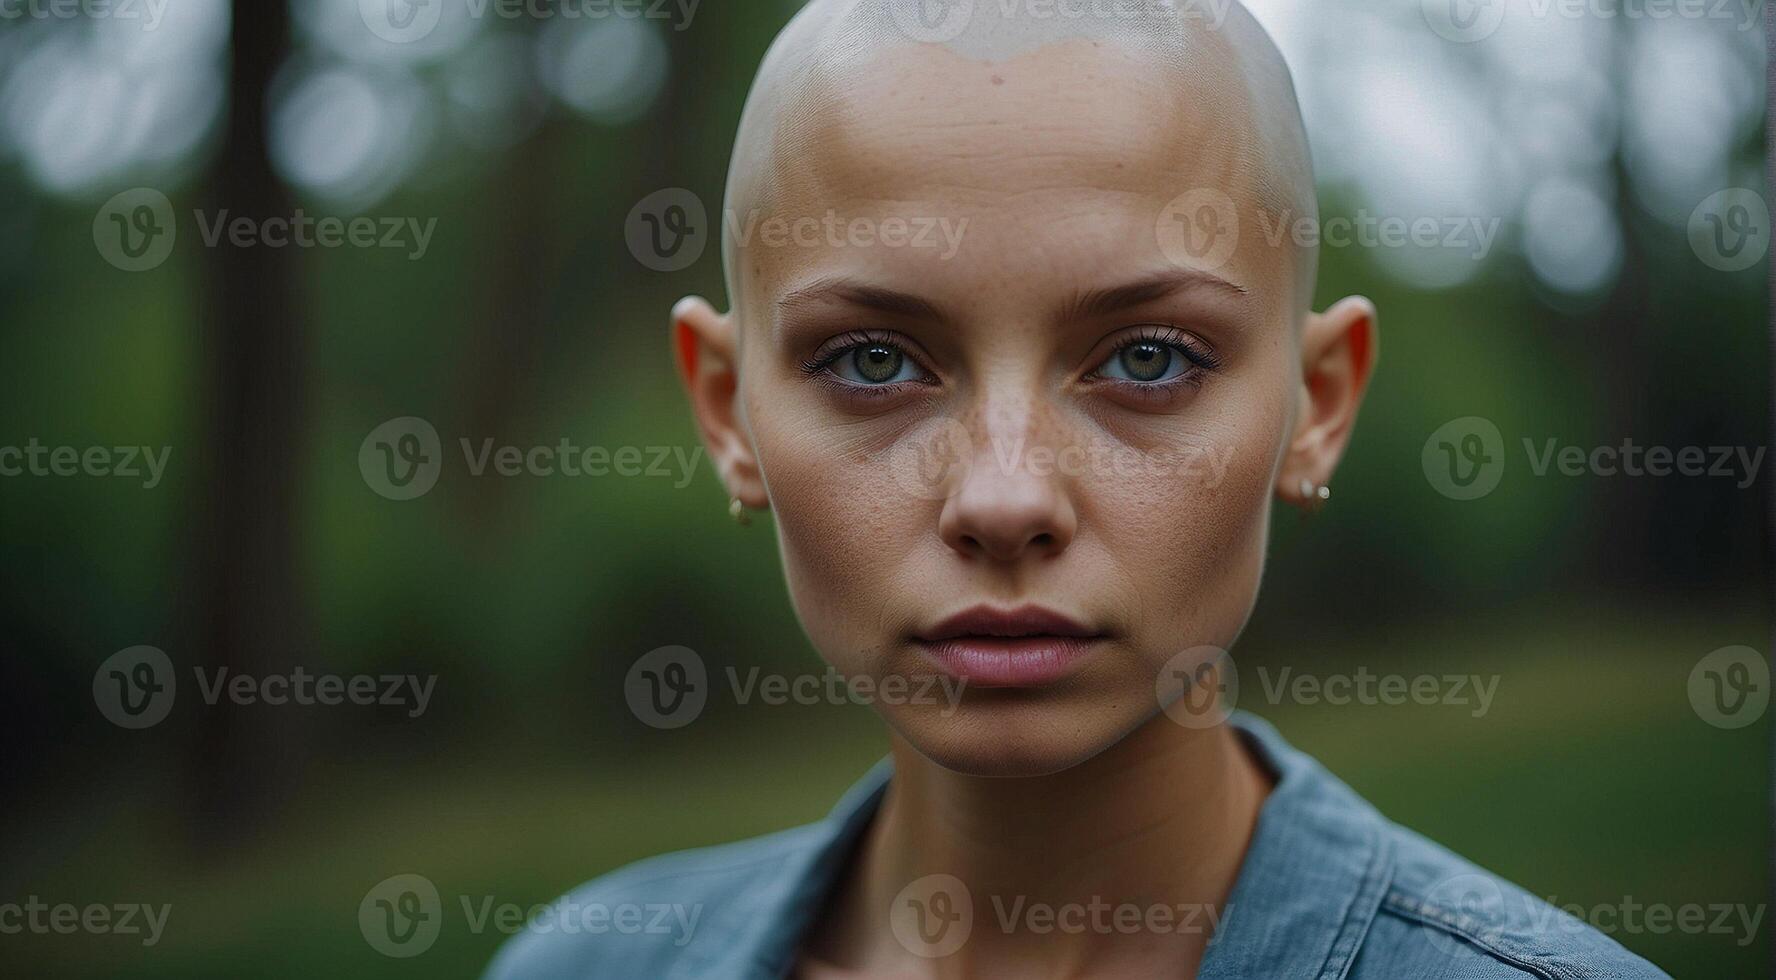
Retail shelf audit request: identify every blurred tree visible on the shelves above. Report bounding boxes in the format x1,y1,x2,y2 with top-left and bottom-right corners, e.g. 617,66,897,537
183,0,307,846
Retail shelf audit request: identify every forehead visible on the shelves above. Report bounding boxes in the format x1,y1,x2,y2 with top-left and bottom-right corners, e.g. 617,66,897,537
734,36,1299,327
787,34,1249,188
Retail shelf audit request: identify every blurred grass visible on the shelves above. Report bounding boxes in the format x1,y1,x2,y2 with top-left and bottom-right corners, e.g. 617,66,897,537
6,597,1763,979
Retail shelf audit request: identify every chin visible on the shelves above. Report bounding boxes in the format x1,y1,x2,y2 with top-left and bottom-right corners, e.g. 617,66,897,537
880,694,1143,778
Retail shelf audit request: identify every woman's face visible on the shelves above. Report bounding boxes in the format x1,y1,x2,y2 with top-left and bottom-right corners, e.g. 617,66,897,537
716,40,1327,777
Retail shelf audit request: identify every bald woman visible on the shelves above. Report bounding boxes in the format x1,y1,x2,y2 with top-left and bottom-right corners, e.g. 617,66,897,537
488,3,1668,977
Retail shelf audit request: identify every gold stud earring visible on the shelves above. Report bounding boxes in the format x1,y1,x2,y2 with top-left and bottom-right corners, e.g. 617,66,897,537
728,497,752,526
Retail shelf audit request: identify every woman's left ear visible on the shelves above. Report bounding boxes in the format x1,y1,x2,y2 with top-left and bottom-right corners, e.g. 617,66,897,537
1277,295,1378,509
672,296,768,510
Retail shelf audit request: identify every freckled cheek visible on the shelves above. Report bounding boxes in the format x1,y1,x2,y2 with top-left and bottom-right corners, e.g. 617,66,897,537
748,411,936,666
1077,411,1284,648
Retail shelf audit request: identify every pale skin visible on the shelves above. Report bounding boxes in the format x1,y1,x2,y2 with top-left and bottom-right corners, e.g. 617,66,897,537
673,4,1376,977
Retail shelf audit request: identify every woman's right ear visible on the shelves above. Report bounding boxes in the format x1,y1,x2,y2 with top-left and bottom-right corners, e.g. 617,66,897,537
672,296,767,509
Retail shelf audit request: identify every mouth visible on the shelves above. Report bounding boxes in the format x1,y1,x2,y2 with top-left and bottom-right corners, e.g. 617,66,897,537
913,604,1106,688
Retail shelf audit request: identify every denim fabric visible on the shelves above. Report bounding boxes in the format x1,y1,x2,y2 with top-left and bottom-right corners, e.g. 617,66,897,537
485,713,1670,979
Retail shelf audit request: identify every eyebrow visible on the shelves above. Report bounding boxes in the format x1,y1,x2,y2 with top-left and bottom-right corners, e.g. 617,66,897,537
778,278,950,324
776,267,1248,328
1059,268,1249,322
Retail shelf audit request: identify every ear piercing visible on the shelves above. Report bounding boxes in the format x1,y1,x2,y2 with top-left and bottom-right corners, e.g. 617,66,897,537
1298,478,1330,505
728,496,753,526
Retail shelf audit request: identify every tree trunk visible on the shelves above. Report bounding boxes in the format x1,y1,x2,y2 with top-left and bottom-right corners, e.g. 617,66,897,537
183,0,306,847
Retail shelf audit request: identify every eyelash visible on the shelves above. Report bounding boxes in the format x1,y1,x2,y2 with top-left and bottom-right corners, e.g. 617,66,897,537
1089,324,1223,392
799,330,937,396
797,325,1222,397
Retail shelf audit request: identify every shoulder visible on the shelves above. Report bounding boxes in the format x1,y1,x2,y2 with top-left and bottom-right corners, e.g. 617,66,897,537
1353,820,1672,979
481,822,828,980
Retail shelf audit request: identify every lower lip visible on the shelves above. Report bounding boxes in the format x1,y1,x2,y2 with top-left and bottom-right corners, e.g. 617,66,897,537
916,636,1102,688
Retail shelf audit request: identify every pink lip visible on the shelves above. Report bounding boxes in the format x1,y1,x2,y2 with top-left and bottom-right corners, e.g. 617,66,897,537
914,605,1104,688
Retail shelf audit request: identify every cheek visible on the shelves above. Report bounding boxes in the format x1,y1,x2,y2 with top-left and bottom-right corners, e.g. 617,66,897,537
1076,385,1289,653
744,393,941,669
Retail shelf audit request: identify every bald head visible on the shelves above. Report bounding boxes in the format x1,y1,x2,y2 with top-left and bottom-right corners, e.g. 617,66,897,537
721,0,1318,318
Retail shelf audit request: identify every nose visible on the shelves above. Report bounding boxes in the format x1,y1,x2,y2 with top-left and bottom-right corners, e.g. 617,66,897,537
937,408,1078,563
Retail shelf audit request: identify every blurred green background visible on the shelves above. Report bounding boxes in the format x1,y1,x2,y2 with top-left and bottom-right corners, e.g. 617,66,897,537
0,0,1767,977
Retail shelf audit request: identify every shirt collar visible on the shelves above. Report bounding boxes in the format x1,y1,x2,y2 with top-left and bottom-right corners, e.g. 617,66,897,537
735,758,893,979
730,714,1394,979
1197,712,1395,980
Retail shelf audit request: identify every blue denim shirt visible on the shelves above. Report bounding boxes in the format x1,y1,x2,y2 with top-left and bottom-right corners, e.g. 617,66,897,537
485,713,1669,978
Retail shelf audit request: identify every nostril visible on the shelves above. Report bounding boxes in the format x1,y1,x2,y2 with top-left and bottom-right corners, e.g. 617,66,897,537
1031,532,1054,550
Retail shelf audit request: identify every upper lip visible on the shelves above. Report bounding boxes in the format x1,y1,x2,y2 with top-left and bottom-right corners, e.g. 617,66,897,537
916,605,1100,642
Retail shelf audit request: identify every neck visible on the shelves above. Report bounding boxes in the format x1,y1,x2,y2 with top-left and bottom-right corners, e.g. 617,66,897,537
811,715,1271,980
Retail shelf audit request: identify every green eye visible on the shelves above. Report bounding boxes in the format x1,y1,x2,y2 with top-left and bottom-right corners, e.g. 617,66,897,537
1117,342,1173,382
829,342,921,385
1098,339,1194,384
854,345,903,382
